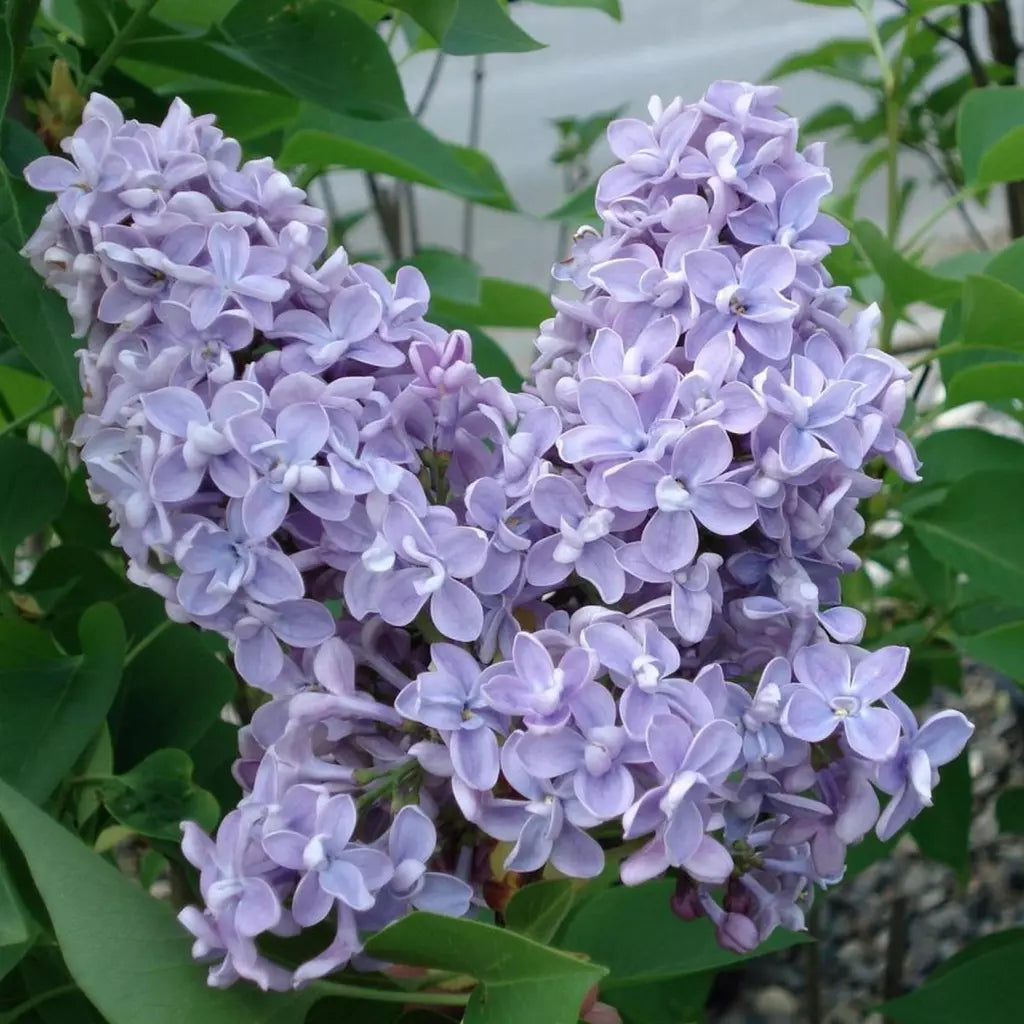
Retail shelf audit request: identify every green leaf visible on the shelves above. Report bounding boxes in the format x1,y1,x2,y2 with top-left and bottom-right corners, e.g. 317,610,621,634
545,182,599,224
0,172,81,412
973,124,1024,187
850,220,960,310
279,119,515,209
525,0,621,18
766,38,873,84
504,880,575,944
559,880,808,1004
0,849,30,947
0,777,320,1024
996,787,1024,834
383,1,457,41
400,248,481,305
120,36,288,95
981,235,1024,290
109,613,236,770
363,912,605,1024
915,428,1024,486
100,748,219,841
947,362,1024,406
906,533,956,610
883,937,1024,1023
432,277,552,328
909,752,971,881
602,972,712,1024
0,616,62,667
441,0,544,55
0,604,124,803
0,437,65,572
151,0,240,26
0,364,52,422
928,927,1024,982
909,470,1024,598
961,274,1024,350
955,620,1024,679
174,89,300,143
958,87,1024,186
221,0,409,117
0,17,11,117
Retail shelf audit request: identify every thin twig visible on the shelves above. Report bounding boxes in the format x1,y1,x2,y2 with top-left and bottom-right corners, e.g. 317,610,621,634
461,54,486,259
1,984,80,1024
883,895,909,1018
401,50,447,256
891,1,988,86
984,0,1024,237
414,51,447,118
365,173,403,262
318,175,342,252
957,5,989,86
80,0,160,93
804,901,823,1024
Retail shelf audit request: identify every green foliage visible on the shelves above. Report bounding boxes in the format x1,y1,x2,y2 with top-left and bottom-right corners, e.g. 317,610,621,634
995,787,1024,835
441,0,544,55
99,748,219,841
883,932,1024,1023
0,604,124,803
957,87,1024,186
559,879,808,1022
0,173,81,411
910,471,1024,600
503,879,576,944
222,0,409,118
0,778,321,1024
909,753,972,882
0,436,65,572
364,912,606,1024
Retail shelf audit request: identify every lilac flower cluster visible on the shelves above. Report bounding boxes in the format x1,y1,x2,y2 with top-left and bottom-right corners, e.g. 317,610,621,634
23,82,971,989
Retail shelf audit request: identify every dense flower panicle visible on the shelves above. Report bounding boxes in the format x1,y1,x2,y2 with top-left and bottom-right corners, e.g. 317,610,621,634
24,82,972,990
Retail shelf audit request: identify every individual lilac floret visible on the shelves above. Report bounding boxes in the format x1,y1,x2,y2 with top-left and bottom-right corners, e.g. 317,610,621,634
362,806,474,929
515,682,648,819
603,421,756,570
482,632,597,730
376,502,487,642
622,717,742,884
875,696,974,840
684,245,798,358
781,644,906,761
262,792,393,926
396,644,507,789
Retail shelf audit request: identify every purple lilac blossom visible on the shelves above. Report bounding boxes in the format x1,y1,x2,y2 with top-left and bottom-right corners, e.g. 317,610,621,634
23,82,970,985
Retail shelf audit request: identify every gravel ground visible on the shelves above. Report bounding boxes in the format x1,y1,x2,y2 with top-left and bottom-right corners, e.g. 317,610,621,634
706,668,1024,1024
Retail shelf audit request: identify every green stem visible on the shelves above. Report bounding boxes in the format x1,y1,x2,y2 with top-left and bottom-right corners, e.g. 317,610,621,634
902,184,984,253
861,5,905,354
907,340,966,371
0,984,80,1023
123,618,173,668
4,0,42,76
356,760,419,811
0,391,56,438
80,0,161,93
318,980,470,1006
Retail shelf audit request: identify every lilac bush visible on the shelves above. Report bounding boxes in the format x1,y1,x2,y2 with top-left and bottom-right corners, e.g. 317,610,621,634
22,81,972,991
